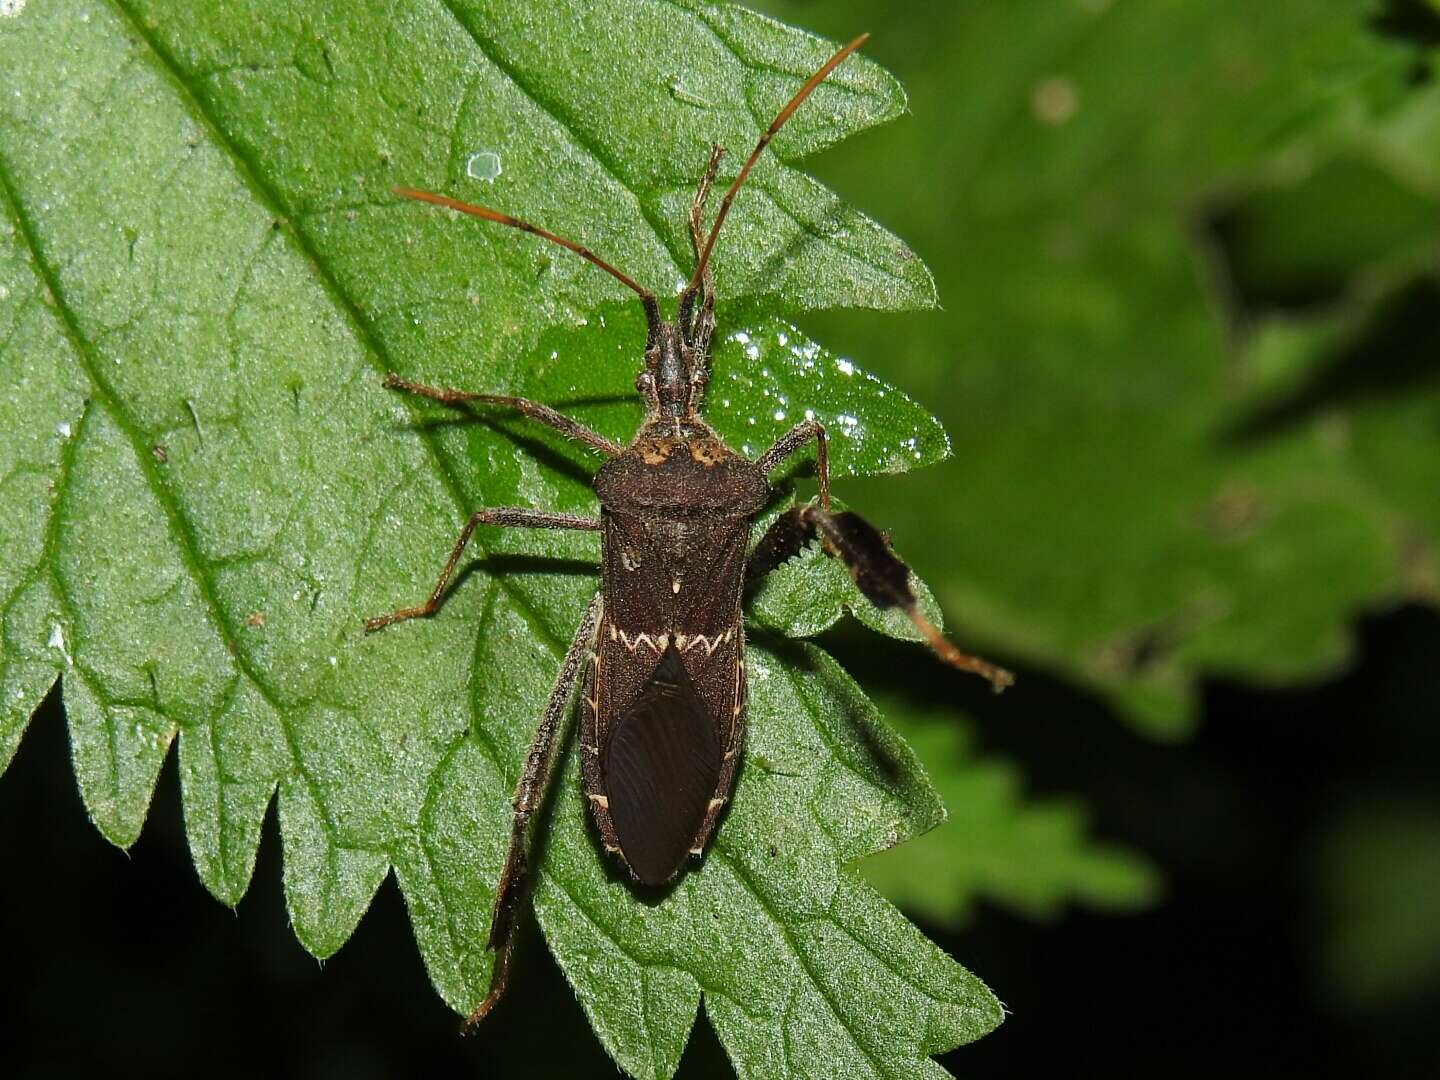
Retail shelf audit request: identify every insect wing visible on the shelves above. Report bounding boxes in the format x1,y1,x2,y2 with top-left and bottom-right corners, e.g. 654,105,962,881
602,644,722,886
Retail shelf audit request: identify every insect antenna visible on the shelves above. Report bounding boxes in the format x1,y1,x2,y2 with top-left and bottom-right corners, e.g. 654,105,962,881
393,186,661,331
684,32,870,299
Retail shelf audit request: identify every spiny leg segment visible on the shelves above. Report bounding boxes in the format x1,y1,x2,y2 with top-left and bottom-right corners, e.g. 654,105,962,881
749,421,1010,692
748,504,1013,692
465,592,604,1030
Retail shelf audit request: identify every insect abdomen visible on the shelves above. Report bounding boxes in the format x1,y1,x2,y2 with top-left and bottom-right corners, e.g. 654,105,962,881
580,511,750,883
601,644,721,885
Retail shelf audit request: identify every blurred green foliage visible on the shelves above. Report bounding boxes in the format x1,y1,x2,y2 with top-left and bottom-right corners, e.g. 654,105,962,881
860,701,1160,925
1311,800,1440,1011
753,0,1440,1023
755,0,1440,737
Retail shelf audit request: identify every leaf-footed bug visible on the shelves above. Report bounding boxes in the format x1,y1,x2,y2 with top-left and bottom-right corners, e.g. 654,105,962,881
365,33,1013,1028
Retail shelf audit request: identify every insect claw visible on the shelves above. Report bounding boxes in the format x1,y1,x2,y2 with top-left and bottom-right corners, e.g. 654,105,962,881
460,986,502,1033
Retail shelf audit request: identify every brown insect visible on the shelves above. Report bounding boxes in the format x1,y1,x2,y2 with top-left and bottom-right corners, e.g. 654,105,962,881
365,33,1012,1027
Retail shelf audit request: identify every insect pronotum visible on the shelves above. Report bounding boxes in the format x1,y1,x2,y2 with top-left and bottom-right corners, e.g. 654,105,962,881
366,33,1013,1027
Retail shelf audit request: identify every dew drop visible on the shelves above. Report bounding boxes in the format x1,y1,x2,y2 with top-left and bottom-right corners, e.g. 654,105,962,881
1031,76,1079,125
48,623,70,664
773,409,786,422
835,358,855,376
465,150,502,183
55,421,71,438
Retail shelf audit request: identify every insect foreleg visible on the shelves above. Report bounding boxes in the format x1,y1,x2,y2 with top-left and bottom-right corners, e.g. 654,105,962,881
465,591,604,1031
746,505,1014,692
364,509,601,631
755,419,830,508
382,373,623,457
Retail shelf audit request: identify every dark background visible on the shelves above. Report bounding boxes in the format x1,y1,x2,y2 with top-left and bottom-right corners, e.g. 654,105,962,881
5,604,1439,1077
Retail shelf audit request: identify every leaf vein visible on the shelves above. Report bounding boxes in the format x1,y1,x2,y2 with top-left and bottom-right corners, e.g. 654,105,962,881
414,728,476,991
432,0,685,272
713,845,892,1080
0,96,331,837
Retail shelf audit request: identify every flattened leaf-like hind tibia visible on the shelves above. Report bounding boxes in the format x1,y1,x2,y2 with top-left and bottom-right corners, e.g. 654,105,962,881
602,644,722,886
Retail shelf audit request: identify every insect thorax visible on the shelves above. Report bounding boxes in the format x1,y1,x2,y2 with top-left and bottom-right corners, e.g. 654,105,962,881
593,420,770,519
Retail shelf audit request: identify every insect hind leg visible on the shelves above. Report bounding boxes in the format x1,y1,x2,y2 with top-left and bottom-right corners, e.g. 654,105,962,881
746,505,1014,692
464,592,604,1030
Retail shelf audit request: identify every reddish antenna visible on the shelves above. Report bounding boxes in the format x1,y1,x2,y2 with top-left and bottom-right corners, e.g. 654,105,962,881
393,186,657,305
686,32,870,296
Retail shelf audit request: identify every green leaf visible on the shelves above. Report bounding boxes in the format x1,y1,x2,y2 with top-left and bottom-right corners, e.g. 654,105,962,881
517,302,950,480
860,706,1160,927
748,0,1440,737
0,2,994,1076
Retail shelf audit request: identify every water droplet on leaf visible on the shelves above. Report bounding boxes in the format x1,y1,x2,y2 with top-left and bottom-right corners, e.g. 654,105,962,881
465,150,502,183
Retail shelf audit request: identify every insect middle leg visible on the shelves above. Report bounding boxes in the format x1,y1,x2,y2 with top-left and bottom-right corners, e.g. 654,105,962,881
465,591,603,1029
364,508,601,631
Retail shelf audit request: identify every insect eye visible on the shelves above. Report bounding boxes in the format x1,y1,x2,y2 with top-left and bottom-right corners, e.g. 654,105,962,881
635,371,654,394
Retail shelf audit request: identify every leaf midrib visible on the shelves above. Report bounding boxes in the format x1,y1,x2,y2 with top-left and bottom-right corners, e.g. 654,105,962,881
0,137,340,836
